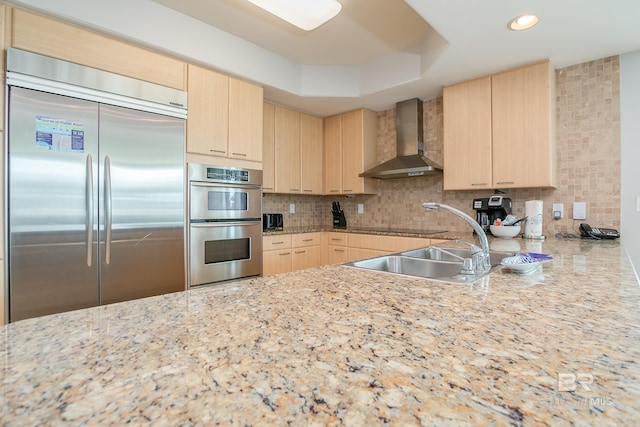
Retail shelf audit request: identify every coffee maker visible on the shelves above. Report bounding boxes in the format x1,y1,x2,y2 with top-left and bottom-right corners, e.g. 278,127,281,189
473,195,512,234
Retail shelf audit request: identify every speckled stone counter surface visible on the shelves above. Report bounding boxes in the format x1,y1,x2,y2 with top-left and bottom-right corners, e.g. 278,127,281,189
263,225,460,240
2,237,639,425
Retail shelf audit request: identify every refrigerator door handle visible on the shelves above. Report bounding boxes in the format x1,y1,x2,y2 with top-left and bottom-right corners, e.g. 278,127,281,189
104,155,112,265
86,154,93,267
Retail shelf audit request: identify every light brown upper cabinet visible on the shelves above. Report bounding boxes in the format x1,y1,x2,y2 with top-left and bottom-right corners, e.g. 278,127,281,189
443,61,556,190
262,103,276,192
263,103,323,194
187,65,263,162
275,105,301,193
10,8,186,90
323,109,378,195
187,64,229,157
229,78,263,162
300,114,323,194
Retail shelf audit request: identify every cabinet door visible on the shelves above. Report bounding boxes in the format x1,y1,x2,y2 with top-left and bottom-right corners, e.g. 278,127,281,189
300,113,323,194
292,246,322,271
275,106,301,193
327,246,348,264
443,76,492,190
262,103,276,192
341,109,378,194
263,250,292,276
323,115,342,194
186,64,229,157
492,61,556,188
228,78,263,162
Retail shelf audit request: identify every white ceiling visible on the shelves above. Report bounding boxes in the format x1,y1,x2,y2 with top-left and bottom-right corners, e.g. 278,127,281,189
9,0,640,117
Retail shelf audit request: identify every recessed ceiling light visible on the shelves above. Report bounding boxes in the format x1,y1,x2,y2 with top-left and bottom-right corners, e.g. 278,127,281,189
508,14,539,31
247,0,342,31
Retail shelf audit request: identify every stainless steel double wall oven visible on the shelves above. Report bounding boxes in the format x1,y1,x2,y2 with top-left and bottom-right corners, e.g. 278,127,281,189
188,164,262,287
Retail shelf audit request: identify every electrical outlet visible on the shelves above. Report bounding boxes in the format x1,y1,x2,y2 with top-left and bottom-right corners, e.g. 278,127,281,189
573,202,586,220
357,203,364,214
552,203,564,220
289,203,295,214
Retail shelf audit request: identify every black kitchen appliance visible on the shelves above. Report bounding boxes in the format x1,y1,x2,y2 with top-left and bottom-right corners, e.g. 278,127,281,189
473,195,512,234
263,213,283,231
332,201,347,229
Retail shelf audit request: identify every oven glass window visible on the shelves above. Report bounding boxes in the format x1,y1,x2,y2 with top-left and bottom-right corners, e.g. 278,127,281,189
207,191,248,211
204,238,250,264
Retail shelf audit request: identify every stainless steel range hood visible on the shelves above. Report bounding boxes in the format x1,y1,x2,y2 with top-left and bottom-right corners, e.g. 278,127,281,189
359,98,443,180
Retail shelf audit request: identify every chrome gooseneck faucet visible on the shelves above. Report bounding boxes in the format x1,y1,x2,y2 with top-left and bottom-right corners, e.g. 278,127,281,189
422,202,491,273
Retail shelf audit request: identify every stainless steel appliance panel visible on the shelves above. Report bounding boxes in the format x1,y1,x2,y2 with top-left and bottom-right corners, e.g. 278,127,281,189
189,221,262,286
8,87,100,321
189,182,262,221
98,105,185,304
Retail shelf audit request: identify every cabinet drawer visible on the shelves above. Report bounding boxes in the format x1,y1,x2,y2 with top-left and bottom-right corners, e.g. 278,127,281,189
326,232,347,246
327,246,348,264
263,250,292,276
263,234,292,250
292,245,322,271
292,232,322,248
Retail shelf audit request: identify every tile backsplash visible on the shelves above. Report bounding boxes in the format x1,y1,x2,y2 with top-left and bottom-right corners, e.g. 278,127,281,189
264,56,621,236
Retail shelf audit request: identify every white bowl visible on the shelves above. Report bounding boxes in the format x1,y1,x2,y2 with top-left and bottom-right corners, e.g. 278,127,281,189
490,224,521,238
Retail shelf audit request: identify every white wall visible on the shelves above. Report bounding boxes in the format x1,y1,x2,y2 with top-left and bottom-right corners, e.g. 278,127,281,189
620,51,640,278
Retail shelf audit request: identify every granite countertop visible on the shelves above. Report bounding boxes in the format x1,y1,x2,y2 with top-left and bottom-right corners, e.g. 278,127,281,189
2,237,639,425
264,225,460,240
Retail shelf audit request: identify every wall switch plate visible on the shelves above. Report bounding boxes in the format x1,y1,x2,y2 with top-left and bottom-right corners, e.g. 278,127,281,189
552,203,564,219
357,203,364,214
289,203,295,214
573,202,586,220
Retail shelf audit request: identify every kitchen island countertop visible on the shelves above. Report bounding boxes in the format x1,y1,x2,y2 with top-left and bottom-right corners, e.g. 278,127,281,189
1,237,639,425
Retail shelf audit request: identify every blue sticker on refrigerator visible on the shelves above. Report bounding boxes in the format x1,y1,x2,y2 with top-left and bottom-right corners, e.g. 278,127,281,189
35,115,85,152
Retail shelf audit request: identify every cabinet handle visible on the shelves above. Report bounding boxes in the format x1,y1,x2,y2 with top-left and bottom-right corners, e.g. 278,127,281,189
290,188,300,192
343,189,353,193
294,250,306,254
210,149,226,154
263,187,274,190
334,249,345,252
496,181,515,185
232,152,247,157
272,241,285,245
331,238,343,242
302,239,313,242
303,189,313,192
329,190,340,193
471,183,488,186
279,252,291,256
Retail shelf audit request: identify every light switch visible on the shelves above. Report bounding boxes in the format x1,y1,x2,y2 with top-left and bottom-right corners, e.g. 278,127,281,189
289,203,295,214
357,203,364,214
573,202,586,220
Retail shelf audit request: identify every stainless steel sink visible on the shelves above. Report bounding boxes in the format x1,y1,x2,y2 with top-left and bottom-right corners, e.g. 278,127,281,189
344,246,513,284
401,247,510,267
349,255,463,278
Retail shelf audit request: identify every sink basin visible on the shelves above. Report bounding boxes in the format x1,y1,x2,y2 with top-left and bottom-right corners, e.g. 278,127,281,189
350,255,463,278
401,246,510,267
344,246,513,284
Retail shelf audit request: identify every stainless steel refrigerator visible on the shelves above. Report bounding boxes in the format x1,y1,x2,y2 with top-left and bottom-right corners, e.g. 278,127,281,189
5,48,187,322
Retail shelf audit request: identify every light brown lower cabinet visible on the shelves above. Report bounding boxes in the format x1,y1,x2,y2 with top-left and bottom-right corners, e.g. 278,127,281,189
263,231,444,276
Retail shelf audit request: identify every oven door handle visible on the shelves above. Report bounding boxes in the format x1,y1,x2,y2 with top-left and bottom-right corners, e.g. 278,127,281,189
190,181,262,190
190,221,261,227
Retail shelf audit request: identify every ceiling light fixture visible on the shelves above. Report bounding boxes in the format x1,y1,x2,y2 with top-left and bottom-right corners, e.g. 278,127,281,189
247,0,342,31
508,14,539,31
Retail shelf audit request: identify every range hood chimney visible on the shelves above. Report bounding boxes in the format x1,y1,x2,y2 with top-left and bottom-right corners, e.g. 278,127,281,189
359,98,443,180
